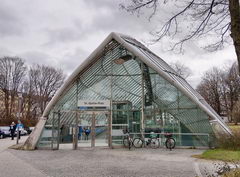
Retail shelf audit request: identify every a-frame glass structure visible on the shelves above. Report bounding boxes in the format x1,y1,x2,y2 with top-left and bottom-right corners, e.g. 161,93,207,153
31,33,230,150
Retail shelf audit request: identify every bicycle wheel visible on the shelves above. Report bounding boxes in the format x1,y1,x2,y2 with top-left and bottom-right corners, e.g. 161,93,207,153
150,138,160,149
123,137,129,148
133,138,144,148
165,138,176,150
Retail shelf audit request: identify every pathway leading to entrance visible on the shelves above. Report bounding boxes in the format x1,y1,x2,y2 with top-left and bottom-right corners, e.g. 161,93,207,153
0,137,217,177
0,136,27,152
0,136,48,177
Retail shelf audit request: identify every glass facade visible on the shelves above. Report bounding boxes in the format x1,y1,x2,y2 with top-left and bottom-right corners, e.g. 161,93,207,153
37,39,214,149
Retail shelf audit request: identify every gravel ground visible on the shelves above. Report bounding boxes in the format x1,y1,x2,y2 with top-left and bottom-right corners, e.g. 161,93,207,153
7,147,207,177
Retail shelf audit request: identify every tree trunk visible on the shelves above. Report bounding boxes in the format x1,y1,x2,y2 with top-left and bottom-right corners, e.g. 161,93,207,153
4,91,9,120
234,121,238,125
229,0,240,74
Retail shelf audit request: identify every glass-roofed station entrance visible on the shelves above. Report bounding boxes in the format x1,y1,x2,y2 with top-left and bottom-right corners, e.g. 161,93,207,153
23,32,231,150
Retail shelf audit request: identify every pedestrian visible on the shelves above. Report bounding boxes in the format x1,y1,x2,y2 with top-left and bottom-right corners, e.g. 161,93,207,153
9,122,16,140
16,121,23,140
85,127,91,141
78,126,83,140
83,127,86,140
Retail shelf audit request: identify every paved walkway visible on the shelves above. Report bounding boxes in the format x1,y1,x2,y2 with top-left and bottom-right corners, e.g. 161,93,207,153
0,136,28,152
0,136,47,177
0,137,217,177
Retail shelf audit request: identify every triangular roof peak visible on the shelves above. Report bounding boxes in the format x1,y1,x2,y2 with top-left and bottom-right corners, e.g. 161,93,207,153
42,32,131,116
43,32,231,134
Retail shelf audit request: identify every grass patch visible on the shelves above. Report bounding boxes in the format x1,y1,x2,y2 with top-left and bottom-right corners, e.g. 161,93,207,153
215,129,240,150
229,125,240,132
193,149,240,162
223,169,240,177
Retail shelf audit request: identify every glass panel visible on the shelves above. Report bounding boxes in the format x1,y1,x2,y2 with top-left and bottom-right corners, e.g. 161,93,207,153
95,113,109,147
78,113,92,147
37,39,215,149
112,101,134,145
37,112,60,149
52,112,59,150
37,125,52,149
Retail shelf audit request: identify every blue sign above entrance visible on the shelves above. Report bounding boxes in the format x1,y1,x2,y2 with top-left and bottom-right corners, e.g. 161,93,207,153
78,100,110,111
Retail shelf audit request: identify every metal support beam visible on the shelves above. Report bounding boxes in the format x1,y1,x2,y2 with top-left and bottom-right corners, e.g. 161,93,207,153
108,112,112,148
57,111,60,150
74,79,79,150
109,50,113,148
91,113,96,148
140,62,145,140
51,112,54,150
73,111,78,150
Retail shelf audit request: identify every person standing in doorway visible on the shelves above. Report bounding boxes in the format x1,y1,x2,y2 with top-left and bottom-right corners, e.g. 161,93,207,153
9,122,16,140
85,127,91,141
83,127,86,140
78,126,83,140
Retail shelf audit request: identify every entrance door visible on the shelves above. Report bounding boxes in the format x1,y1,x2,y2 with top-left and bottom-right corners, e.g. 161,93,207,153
94,112,109,147
78,111,109,148
78,113,92,147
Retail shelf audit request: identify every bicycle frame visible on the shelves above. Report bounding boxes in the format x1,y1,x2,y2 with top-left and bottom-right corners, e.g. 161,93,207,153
122,130,133,150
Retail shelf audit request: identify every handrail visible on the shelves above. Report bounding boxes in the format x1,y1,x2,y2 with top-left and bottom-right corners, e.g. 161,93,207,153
129,132,209,136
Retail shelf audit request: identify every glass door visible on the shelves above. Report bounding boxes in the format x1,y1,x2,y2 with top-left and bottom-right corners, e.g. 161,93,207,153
78,113,92,147
95,112,109,147
78,111,109,147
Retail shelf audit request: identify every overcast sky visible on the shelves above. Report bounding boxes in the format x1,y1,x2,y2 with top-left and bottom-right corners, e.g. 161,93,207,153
0,0,236,88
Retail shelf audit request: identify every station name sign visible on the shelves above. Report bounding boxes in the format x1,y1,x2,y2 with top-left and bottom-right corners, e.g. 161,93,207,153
78,100,110,110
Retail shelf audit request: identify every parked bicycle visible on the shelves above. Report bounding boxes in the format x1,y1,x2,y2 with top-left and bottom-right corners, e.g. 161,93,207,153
164,132,176,151
122,128,133,150
133,132,160,149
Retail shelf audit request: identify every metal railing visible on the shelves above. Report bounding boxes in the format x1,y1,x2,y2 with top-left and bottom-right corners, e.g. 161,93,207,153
112,132,210,148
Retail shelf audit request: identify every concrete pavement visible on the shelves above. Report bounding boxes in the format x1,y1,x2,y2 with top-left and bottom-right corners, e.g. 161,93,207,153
0,136,28,152
0,137,218,177
0,136,48,177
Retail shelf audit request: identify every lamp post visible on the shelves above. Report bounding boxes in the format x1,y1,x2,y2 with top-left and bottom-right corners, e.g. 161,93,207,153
16,93,22,144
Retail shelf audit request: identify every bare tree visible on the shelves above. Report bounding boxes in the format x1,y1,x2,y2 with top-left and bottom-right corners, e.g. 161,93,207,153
0,57,26,122
19,79,38,126
222,62,240,122
120,0,240,73
29,64,65,114
170,61,192,79
232,99,240,125
0,57,65,125
197,62,240,122
196,67,224,115
19,65,65,125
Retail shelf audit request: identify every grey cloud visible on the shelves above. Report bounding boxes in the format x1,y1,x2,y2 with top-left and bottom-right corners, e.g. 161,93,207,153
19,51,55,67
44,28,83,46
18,50,86,76
0,3,25,37
0,47,13,57
59,47,89,74
89,1,150,31
0,0,235,88
82,0,113,10
42,0,150,47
